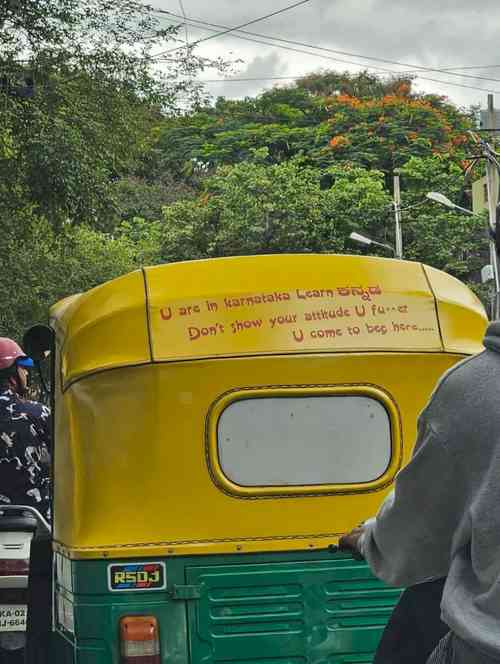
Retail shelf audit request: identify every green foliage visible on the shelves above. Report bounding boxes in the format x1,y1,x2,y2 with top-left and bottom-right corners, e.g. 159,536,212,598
0,217,138,339
0,0,228,338
159,159,391,261
154,74,473,179
157,151,488,304
393,155,488,278
402,210,486,277
0,0,226,230
111,175,195,224
0,76,154,229
296,70,415,98
118,217,163,266
399,155,465,197
314,92,472,174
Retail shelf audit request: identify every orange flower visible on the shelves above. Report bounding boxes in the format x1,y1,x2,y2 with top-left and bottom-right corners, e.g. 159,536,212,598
329,135,351,149
452,134,467,146
336,93,362,107
408,131,418,140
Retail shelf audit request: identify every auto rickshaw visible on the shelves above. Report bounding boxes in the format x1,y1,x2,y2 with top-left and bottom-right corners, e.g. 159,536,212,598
22,253,487,663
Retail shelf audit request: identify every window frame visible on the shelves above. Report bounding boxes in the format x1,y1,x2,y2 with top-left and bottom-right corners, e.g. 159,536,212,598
206,384,403,499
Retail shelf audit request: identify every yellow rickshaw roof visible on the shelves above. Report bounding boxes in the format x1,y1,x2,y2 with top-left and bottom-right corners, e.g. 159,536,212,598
50,254,487,389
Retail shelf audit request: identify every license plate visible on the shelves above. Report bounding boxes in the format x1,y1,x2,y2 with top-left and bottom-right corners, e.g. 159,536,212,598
0,605,27,631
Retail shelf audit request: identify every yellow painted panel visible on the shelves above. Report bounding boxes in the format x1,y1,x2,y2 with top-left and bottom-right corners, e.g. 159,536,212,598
146,255,443,359
424,265,487,354
50,270,151,388
49,257,488,387
53,352,463,559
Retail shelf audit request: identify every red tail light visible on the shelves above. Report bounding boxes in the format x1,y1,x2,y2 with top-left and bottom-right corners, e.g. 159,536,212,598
120,616,160,664
0,559,29,576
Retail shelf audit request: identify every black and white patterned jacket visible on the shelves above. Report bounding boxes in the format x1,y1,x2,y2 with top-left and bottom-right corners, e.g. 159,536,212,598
0,388,51,519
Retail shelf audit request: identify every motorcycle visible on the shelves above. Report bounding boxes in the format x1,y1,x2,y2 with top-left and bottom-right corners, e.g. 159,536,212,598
0,505,49,664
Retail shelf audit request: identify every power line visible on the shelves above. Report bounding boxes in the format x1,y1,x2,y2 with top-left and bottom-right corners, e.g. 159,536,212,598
182,13,500,85
155,21,392,74
198,71,500,84
150,7,500,91
150,14,500,94
151,0,311,59
157,26,429,82
441,64,500,71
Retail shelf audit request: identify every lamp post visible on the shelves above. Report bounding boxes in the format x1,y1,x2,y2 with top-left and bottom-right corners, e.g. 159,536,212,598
393,171,404,259
349,232,396,256
426,191,500,319
425,191,476,216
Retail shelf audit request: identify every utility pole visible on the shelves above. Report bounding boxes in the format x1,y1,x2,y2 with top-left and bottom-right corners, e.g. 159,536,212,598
485,94,500,319
393,171,403,259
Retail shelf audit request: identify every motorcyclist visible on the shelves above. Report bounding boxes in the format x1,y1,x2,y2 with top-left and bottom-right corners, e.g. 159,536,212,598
0,337,51,520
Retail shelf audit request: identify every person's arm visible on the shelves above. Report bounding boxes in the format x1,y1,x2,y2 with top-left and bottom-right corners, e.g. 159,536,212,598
24,401,52,455
341,407,466,587
21,402,52,510
35,403,52,452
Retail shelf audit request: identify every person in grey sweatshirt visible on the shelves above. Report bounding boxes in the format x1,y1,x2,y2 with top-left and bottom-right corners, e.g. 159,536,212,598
340,322,500,663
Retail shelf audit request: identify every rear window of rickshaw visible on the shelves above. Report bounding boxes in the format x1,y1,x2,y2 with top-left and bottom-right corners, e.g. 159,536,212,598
214,392,393,491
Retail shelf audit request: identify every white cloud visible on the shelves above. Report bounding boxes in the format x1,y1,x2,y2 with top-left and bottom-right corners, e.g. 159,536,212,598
203,51,289,99
151,0,500,109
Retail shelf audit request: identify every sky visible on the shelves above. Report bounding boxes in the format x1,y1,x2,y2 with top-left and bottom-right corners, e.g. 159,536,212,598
148,0,500,112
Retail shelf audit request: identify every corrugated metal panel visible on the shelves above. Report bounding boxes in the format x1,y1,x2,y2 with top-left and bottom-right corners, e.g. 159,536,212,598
186,557,401,663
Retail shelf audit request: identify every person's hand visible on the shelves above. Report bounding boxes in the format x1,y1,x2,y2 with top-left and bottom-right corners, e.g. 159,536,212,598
338,526,365,560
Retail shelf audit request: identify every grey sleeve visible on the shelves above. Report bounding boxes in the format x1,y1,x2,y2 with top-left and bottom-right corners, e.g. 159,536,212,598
359,409,464,587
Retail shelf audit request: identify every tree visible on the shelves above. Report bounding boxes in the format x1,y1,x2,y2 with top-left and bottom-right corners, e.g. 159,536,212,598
311,90,472,175
152,72,473,180
158,158,391,261
0,217,138,340
0,0,229,338
111,175,196,226
396,155,488,280
296,70,415,98
0,0,226,230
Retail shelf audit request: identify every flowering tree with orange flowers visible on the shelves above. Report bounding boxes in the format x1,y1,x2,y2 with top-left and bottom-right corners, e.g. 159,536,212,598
315,89,472,175
124,71,488,306
155,73,473,180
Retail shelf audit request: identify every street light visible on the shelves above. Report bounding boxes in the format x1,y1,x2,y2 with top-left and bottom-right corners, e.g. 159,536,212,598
425,192,474,216
349,232,396,256
426,190,500,319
